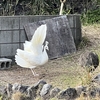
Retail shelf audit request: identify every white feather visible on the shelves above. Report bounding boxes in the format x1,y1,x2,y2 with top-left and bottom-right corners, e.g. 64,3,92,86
15,55,35,68
23,24,47,55
31,24,47,46
15,24,49,75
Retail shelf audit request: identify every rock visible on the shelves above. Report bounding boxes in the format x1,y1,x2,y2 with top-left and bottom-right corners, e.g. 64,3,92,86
95,87,100,97
88,86,100,98
0,83,13,100
18,85,29,94
57,87,78,100
92,74,100,85
12,83,29,93
2,80,100,100
12,83,21,93
6,83,13,97
34,80,47,89
79,51,99,72
0,85,5,95
50,87,60,98
75,85,87,96
57,90,70,100
26,86,37,99
34,80,47,96
89,89,96,98
40,84,52,100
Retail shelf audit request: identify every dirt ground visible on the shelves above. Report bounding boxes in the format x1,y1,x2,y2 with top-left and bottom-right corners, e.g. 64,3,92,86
0,24,100,90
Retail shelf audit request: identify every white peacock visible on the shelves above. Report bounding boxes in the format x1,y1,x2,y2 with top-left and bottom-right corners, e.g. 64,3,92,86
15,24,49,76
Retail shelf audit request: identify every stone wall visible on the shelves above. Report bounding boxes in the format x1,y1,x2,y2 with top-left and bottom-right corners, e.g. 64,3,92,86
0,80,100,100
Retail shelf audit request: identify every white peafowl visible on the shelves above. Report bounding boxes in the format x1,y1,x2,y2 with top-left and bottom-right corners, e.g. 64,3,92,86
15,24,49,76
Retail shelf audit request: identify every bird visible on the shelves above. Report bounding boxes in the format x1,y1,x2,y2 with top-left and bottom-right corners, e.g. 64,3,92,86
79,51,99,79
15,24,49,76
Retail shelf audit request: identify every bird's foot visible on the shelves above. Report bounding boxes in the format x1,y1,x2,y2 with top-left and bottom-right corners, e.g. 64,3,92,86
31,68,39,77
33,73,39,76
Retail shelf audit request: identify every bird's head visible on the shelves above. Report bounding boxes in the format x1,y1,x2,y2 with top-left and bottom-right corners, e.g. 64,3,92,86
44,41,49,50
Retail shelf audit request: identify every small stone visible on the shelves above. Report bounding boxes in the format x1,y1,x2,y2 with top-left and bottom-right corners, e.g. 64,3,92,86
40,84,52,96
76,85,86,96
34,80,47,89
92,74,100,85
57,87,78,100
40,84,52,100
50,87,60,98
12,83,21,92
34,80,47,96
6,83,13,97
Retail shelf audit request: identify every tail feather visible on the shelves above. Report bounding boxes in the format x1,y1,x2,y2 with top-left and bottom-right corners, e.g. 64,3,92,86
16,49,26,58
31,24,47,48
23,41,32,52
15,55,30,68
30,24,47,54
16,49,39,66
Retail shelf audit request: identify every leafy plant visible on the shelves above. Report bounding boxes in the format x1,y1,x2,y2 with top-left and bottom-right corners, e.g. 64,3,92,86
81,8,100,25
78,36,91,49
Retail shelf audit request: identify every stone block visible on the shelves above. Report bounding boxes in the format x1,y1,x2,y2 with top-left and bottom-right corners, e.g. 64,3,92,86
0,58,12,69
24,15,76,59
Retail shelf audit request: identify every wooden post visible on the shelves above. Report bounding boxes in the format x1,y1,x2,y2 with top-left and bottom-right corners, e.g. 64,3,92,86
59,0,66,15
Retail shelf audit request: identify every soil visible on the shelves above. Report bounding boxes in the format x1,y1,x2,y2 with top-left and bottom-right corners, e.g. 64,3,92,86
0,24,100,89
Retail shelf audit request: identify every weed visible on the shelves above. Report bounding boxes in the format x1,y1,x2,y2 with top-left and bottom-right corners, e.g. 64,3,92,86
78,36,91,49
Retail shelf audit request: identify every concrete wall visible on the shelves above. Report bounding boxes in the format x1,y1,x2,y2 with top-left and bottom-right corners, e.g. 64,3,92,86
0,15,81,59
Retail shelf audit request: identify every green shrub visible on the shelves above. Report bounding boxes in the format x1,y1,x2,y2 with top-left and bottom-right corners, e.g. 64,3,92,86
81,8,100,25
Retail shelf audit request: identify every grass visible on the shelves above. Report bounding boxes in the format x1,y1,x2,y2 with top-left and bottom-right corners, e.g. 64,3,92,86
78,36,91,49
0,24,100,100
0,96,2,100
44,24,100,99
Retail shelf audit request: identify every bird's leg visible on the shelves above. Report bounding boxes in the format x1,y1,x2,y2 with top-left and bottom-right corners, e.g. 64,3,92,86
30,68,39,76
